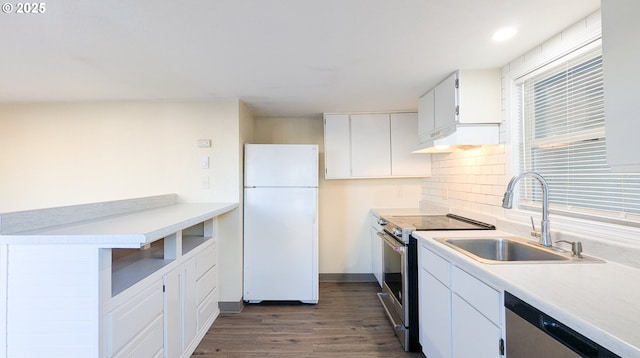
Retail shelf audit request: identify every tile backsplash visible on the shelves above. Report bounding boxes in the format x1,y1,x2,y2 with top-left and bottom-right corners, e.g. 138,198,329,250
421,145,508,218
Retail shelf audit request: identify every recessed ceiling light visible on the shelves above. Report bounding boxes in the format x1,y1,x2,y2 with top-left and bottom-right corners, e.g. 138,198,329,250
492,27,517,42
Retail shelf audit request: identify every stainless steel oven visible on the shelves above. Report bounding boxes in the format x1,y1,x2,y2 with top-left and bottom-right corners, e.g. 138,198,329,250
378,229,409,347
377,213,495,352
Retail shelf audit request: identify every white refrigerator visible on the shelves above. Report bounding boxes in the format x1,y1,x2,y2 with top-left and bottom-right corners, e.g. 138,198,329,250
243,144,319,303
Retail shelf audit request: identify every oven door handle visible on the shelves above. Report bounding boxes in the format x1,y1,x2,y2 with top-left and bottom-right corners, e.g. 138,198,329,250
377,231,406,253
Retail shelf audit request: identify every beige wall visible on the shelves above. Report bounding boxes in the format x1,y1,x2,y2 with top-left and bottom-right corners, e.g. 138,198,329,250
217,100,254,303
0,99,249,303
0,100,242,211
254,117,424,274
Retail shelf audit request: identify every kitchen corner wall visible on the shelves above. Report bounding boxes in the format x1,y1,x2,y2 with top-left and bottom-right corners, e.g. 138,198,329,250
254,117,424,275
420,10,601,220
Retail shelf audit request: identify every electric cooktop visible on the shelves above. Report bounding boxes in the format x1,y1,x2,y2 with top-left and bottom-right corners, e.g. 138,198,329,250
389,213,496,231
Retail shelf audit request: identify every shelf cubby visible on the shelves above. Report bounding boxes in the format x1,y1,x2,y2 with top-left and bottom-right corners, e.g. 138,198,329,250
182,219,214,255
111,236,176,296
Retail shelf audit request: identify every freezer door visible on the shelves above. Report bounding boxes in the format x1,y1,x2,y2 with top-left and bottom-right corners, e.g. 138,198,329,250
244,144,318,187
243,187,318,303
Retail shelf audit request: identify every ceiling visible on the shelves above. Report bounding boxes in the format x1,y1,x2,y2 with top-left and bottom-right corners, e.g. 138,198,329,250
0,0,600,117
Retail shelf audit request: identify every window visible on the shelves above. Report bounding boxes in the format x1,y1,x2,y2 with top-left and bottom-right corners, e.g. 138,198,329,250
515,42,640,225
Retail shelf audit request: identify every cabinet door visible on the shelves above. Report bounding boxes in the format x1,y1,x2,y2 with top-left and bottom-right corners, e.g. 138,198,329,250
371,226,382,286
603,0,640,172
105,281,164,358
434,72,458,135
451,294,501,358
323,114,351,178
183,258,198,350
163,258,197,358
390,113,430,177
350,114,391,177
420,270,452,358
164,269,181,358
418,89,435,142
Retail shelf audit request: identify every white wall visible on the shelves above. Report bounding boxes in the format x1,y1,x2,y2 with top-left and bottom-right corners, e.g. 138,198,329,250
0,99,249,303
254,117,424,274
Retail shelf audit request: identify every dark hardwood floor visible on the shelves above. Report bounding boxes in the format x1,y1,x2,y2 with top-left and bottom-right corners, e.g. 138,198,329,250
192,282,425,357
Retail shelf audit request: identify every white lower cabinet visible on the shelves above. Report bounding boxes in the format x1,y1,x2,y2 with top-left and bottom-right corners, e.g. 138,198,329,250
164,257,197,358
420,269,451,358
419,242,504,358
451,294,502,358
196,241,219,331
106,281,165,358
105,238,219,358
370,213,383,286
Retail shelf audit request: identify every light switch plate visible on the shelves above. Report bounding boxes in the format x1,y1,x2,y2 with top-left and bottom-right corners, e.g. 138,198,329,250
201,156,210,169
197,139,212,148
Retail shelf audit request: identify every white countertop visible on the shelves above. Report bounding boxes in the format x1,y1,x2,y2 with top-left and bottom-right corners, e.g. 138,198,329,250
0,202,238,247
413,229,640,357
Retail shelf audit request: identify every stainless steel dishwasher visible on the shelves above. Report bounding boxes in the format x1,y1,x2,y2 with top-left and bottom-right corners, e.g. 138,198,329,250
505,292,620,358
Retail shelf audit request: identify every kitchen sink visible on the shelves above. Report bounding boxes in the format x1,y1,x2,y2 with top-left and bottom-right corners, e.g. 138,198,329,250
436,237,603,264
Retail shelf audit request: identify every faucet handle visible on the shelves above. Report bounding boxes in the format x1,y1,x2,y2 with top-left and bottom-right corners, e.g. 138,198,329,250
556,240,583,258
530,216,542,239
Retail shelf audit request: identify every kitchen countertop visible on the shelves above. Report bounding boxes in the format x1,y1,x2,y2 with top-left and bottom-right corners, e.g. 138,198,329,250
413,229,640,357
0,202,238,247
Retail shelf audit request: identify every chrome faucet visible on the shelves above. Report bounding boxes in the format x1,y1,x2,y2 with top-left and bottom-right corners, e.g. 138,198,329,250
502,172,552,247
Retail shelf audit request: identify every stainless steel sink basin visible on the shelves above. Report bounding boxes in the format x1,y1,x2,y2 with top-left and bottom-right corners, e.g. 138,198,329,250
436,237,603,264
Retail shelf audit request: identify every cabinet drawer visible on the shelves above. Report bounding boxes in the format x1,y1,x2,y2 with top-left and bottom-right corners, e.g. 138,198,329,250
451,266,500,325
112,315,164,358
196,241,217,279
420,244,450,285
106,281,164,357
197,287,219,331
197,265,218,305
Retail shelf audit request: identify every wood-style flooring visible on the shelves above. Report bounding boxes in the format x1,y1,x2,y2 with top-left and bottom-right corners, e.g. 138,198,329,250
192,282,425,357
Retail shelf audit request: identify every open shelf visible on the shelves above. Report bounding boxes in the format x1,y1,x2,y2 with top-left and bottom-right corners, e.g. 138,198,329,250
182,220,214,255
111,239,174,296
110,219,215,297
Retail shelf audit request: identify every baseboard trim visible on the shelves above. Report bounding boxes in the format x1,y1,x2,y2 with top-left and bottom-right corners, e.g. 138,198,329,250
219,300,244,313
223,274,376,313
319,273,377,282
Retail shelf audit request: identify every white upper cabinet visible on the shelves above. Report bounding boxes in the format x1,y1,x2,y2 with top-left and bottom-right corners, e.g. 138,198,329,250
323,113,431,179
323,114,351,178
416,69,501,151
350,113,392,177
390,113,430,176
418,89,435,142
603,0,640,172
434,72,458,136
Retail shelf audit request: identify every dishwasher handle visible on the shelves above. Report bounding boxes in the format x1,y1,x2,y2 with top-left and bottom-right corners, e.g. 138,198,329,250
540,316,599,357
505,291,620,358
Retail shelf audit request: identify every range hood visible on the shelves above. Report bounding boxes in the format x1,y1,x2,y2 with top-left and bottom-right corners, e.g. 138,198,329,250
412,123,500,153
413,69,502,153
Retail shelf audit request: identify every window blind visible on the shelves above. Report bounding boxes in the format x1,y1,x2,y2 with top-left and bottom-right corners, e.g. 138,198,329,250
516,44,640,224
